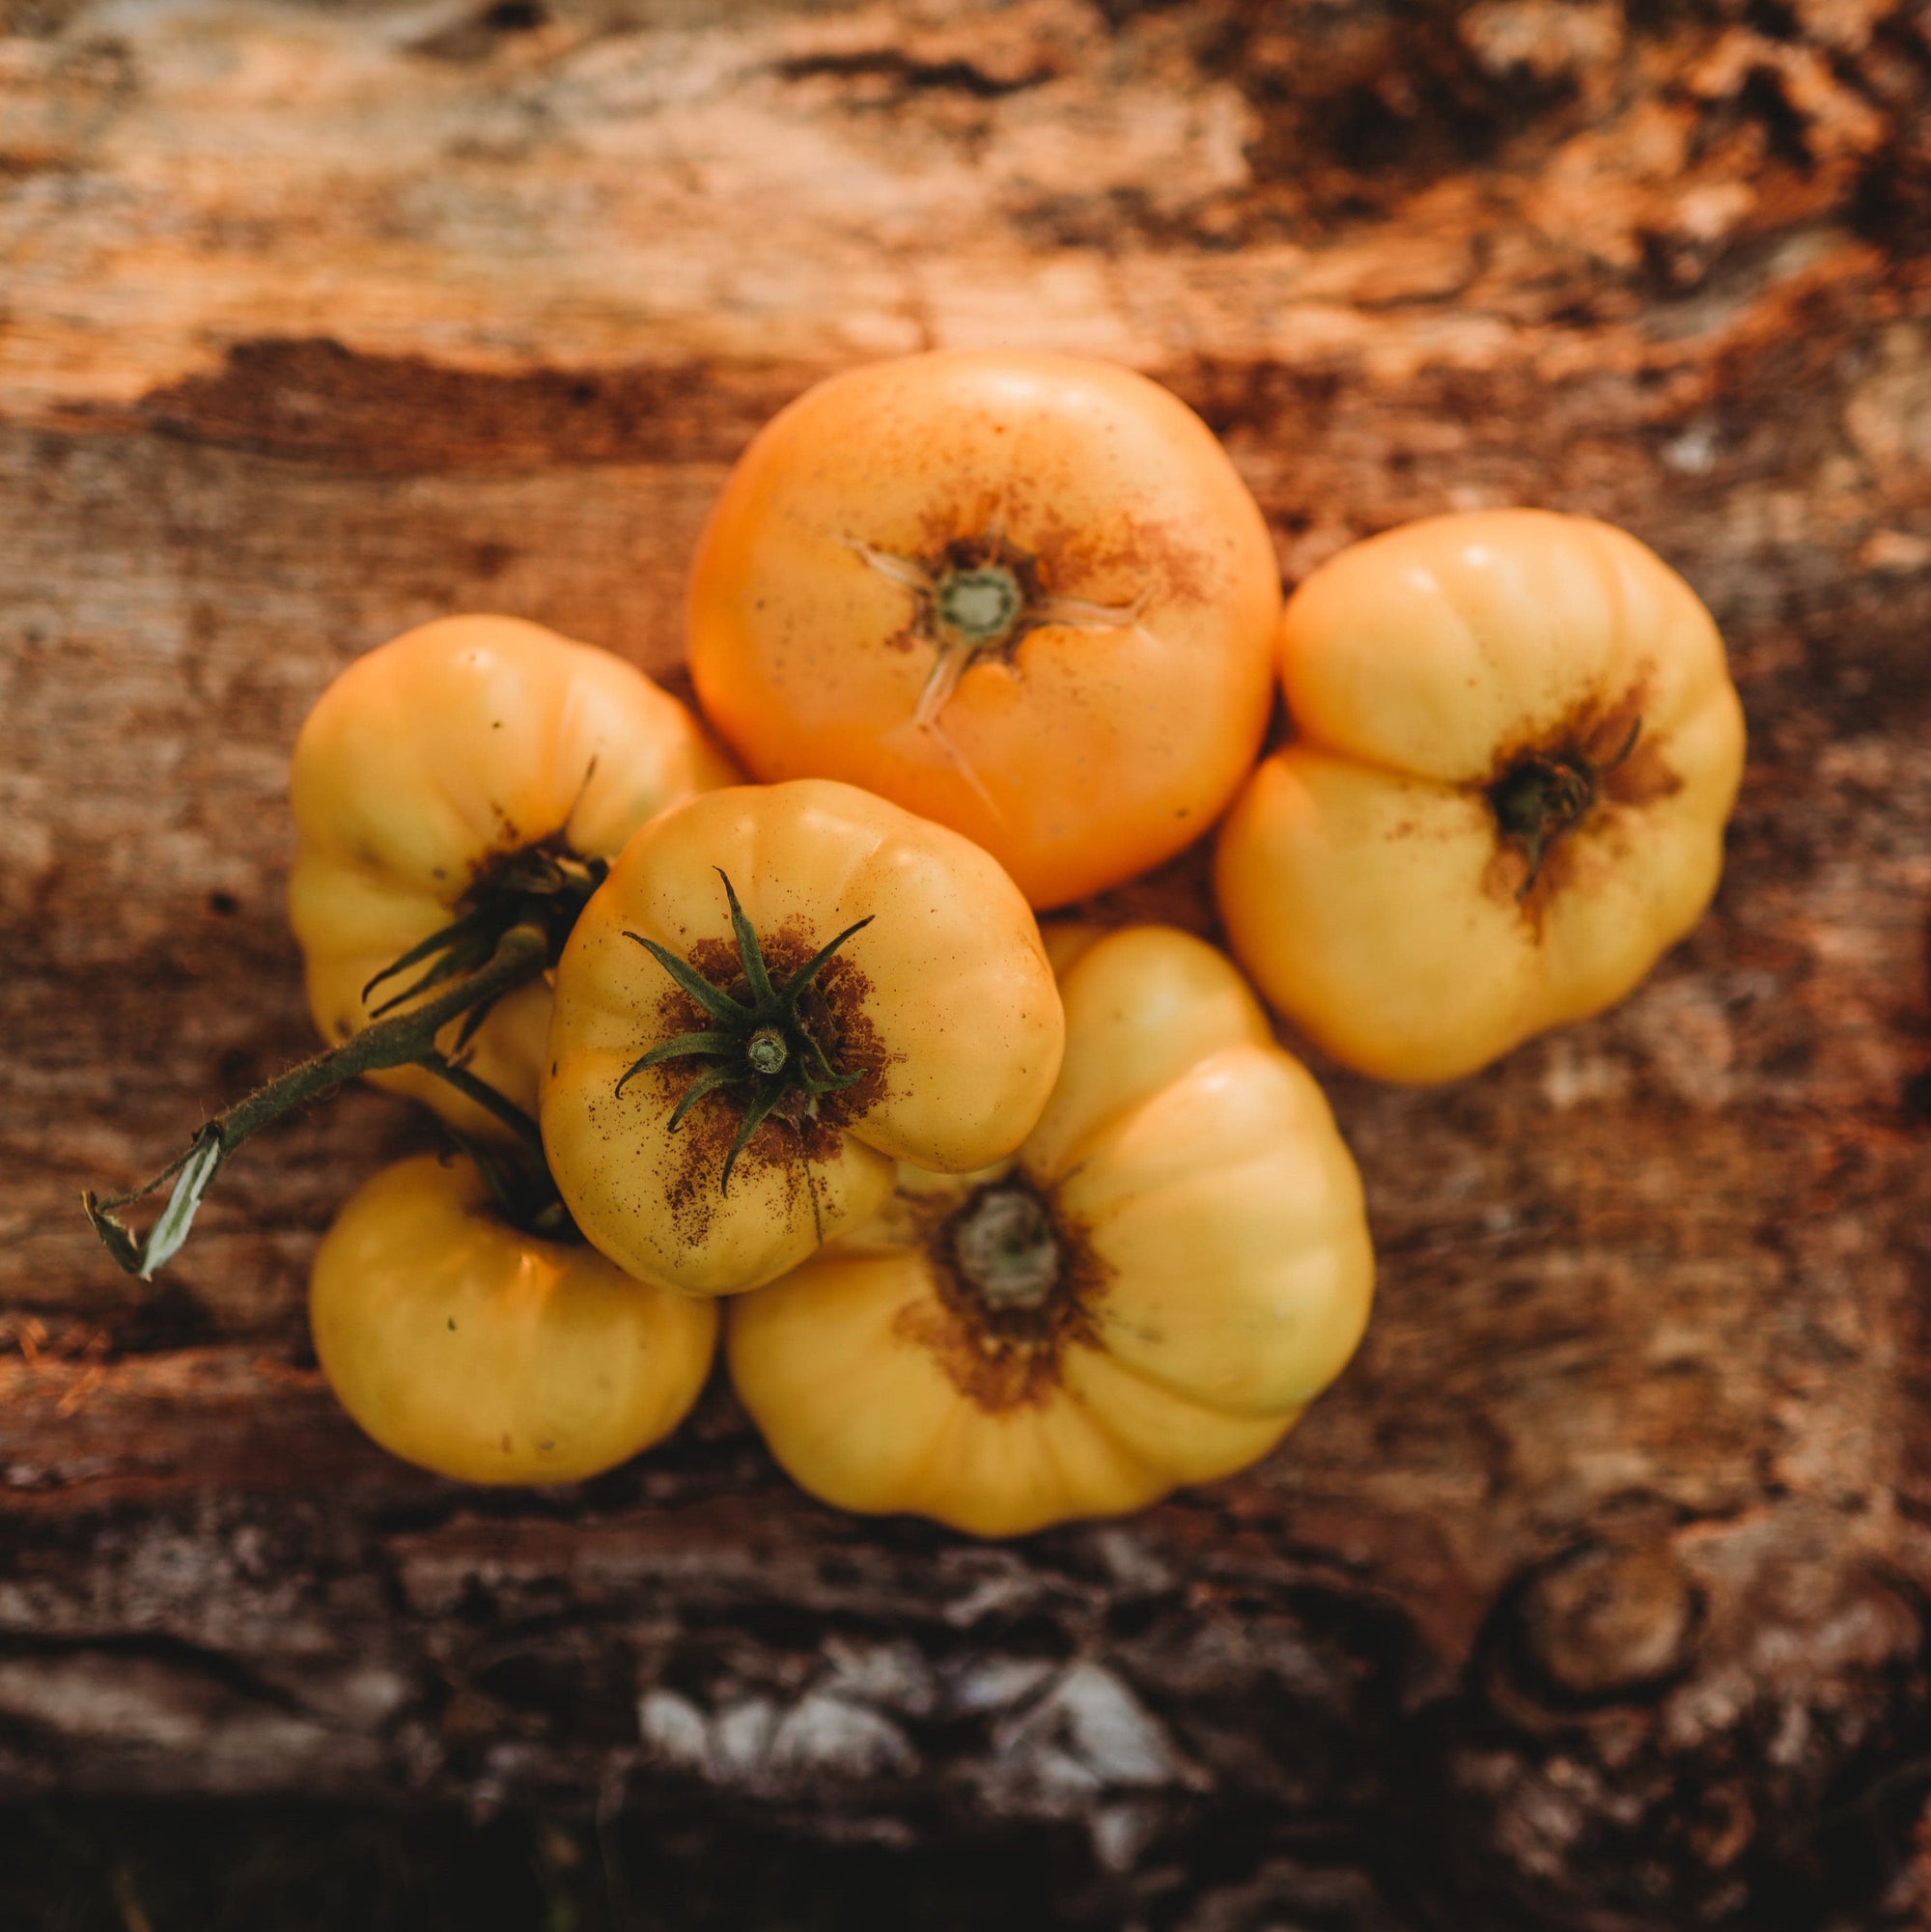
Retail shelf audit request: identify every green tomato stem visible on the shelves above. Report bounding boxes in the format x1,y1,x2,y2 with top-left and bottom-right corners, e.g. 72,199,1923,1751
83,923,550,1280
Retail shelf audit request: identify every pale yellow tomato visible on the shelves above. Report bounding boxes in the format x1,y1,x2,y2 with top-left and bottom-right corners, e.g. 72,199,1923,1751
1216,511,1747,1083
541,779,1066,1299
310,1154,716,1485
687,350,1282,910
290,616,736,1138
726,926,1373,1537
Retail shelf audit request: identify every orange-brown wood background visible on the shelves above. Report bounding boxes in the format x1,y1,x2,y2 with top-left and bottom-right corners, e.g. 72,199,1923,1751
6,0,1931,1922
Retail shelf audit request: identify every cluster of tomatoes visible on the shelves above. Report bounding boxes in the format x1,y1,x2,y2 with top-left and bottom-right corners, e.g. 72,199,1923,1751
100,351,1746,1538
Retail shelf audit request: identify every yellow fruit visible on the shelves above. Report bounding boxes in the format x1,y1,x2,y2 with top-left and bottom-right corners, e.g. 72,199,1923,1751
310,1154,716,1485
726,926,1373,1536
542,779,1065,1298
1217,510,1747,1082
290,615,736,1137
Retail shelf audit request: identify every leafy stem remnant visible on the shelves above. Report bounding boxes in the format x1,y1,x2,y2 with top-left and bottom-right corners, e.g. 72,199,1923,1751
363,839,607,1047
85,924,554,1279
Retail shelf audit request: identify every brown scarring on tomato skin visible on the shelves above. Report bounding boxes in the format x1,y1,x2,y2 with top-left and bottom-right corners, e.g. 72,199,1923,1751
928,532,1049,656
892,1179,1113,1414
637,923,893,1254
1477,685,1685,929
889,503,1217,657
1024,503,1217,611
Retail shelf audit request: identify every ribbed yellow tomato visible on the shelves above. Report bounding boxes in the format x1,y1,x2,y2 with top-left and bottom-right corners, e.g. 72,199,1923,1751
541,779,1066,1299
310,1154,716,1485
725,926,1374,1537
687,350,1282,910
1216,511,1747,1083
290,616,735,1137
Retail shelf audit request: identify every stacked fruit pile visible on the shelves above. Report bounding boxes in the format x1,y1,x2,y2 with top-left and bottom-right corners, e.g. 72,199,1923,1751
87,352,1746,1538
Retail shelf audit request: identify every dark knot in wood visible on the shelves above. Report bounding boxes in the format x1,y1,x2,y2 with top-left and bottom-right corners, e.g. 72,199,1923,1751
1515,1540,1703,1705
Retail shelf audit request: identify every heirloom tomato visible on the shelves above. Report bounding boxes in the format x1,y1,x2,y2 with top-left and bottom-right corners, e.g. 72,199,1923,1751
541,779,1066,1299
686,350,1281,910
310,1154,716,1485
290,616,736,1137
1215,511,1747,1083
725,925,1374,1537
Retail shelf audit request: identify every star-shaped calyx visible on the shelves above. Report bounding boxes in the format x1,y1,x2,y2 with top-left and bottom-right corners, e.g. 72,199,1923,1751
617,871,874,1192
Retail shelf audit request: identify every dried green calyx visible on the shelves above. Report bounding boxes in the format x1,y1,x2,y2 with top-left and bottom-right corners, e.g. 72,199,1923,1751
362,836,609,1050
845,530,1148,735
617,871,873,1193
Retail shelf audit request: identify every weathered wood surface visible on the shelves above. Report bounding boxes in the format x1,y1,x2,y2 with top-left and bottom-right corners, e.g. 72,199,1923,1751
6,0,1931,1921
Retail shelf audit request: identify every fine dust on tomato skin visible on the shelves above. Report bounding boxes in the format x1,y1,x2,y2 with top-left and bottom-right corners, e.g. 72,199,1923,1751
869,503,1218,659
845,463,1227,730
890,418,1224,589
1477,685,1685,930
1021,500,1219,613
891,1177,1114,1413
635,924,894,1255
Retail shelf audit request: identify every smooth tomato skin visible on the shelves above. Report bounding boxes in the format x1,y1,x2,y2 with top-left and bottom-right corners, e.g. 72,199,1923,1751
687,350,1281,910
541,779,1066,1299
310,1154,717,1486
290,616,736,1137
726,926,1374,1537
1215,511,1748,1083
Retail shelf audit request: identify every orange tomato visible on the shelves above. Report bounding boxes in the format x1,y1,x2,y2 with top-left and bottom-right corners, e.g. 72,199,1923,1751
687,351,1281,910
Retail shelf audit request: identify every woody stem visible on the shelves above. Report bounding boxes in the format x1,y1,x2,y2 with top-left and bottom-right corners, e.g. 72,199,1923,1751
186,924,545,1162
83,923,549,1277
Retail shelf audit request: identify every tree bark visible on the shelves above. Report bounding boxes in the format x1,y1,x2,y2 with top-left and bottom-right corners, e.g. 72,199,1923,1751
5,0,1931,1922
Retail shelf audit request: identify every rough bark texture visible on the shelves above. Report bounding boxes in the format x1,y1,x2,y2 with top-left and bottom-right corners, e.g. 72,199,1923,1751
6,0,1931,1922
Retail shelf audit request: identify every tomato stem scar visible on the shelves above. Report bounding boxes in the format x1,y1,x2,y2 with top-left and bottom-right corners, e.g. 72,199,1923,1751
935,564,1025,648
915,1176,1110,1410
843,532,1148,736
1490,716,1641,898
746,1027,789,1076
950,1183,1061,1311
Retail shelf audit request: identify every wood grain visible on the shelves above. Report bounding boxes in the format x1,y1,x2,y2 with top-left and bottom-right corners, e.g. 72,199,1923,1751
5,0,1931,1921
